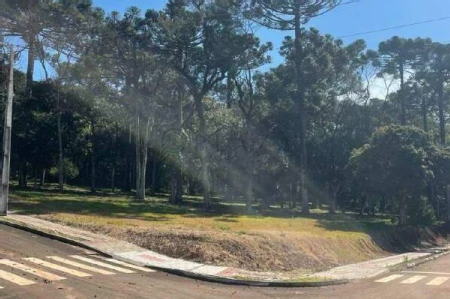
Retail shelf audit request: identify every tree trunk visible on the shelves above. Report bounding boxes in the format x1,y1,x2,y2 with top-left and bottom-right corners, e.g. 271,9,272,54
245,158,254,212
111,124,118,193
359,196,368,216
150,156,157,196
329,184,339,214
195,94,211,209
188,177,196,196
226,73,233,109
290,179,297,209
169,94,184,204
136,142,147,200
399,200,407,225
57,107,64,192
18,162,27,188
125,124,132,192
312,195,319,210
380,196,386,214
111,167,115,193
438,77,445,145
40,169,45,188
436,184,440,219
136,117,151,201
135,112,142,199
200,133,210,209
169,167,177,204
90,118,96,193
246,176,253,212
422,96,428,132
294,4,309,214
25,35,35,100
399,63,406,125
176,167,183,203
169,166,183,204
57,84,64,192
33,168,38,190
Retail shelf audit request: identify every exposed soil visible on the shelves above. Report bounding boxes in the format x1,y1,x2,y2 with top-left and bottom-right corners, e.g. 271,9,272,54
37,215,449,274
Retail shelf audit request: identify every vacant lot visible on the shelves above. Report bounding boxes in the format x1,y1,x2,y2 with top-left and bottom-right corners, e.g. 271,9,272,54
8,186,445,274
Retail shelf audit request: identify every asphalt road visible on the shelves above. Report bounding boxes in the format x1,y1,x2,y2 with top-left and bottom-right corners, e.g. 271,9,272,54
0,224,449,299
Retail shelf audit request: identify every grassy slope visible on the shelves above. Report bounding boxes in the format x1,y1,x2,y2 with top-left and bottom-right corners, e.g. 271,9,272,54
8,186,442,274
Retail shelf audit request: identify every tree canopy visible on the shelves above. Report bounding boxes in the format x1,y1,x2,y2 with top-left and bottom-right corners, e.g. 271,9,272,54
2,0,450,225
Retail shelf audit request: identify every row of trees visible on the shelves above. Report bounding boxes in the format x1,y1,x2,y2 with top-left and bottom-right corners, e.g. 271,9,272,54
2,0,450,224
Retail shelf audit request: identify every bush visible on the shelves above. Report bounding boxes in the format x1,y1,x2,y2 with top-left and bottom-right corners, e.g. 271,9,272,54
407,196,436,226
49,158,79,180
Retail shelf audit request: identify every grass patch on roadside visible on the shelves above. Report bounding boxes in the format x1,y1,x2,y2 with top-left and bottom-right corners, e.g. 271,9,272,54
282,276,334,283
8,184,427,273
9,185,393,237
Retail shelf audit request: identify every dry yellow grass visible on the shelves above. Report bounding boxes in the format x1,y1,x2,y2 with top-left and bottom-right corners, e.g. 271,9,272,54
9,187,436,273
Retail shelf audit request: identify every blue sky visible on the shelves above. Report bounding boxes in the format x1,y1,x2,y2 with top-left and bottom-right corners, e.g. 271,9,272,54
93,0,450,67
14,0,450,80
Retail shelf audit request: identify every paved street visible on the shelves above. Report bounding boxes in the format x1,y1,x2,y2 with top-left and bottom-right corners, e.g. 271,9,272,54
0,224,304,298
296,252,450,299
0,223,449,298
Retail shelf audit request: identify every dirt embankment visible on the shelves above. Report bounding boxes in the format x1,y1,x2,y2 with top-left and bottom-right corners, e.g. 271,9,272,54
114,226,447,273
38,216,449,274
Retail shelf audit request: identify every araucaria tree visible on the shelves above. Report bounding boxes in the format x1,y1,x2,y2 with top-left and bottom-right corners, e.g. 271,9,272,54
150,0,266,208
248,0,346,214
5,0,450,226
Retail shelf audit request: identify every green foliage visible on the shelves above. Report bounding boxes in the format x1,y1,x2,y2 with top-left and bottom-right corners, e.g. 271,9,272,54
349,125,450,225
249,0,343,29
407,197,436,226
5,0,450,226
49,158,79,180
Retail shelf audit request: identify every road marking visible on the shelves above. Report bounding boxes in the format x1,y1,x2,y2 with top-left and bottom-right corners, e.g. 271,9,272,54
46,256,115,275
427,277,449,286
403,271,450,276
400,275,426,284
376,274,404,283
98,257,155,273
0,269,36,286
23,258,92,277
0,259,66,281
70,256,135,274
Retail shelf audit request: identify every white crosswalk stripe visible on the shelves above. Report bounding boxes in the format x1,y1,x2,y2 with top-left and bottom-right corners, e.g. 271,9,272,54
427,277,449,286
0,269,36,286
46,256,115,275
23,258,92,277
403,271,450,275
0,255,154,290
400,275,426,284
70,255,135,274
376,274,450,286
376,274,404,283
97,257,155,273
0,259,66,281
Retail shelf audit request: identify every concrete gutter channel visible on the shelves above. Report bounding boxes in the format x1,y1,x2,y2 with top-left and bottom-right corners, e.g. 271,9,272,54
0,215,448,288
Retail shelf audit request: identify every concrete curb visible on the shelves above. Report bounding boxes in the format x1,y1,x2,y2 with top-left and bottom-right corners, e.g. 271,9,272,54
136,264,349,287
0,217,111,257
0,217,348,288
405,251,449,269
367,249,450,280
1,215,448,288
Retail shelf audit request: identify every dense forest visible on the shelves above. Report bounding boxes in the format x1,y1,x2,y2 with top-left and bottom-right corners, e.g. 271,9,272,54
2,0,450,225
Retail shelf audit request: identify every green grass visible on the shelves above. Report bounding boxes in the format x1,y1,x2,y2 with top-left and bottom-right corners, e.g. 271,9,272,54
282,276,334,283
7,184,409,273
232,275,333,283
9,184,394,238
